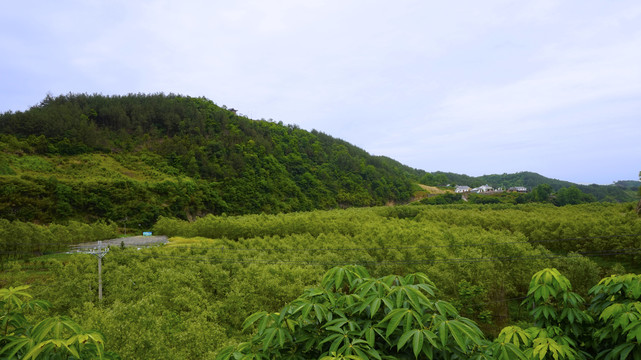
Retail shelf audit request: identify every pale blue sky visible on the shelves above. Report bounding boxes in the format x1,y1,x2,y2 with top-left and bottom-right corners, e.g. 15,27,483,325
1,0,640,184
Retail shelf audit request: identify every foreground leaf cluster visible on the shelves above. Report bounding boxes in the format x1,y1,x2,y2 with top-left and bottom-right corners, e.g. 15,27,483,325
218,265,485,360
0,285,119,359
218,267,641,360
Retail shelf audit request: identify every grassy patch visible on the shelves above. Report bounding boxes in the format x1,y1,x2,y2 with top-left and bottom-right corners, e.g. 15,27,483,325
166,236,216,247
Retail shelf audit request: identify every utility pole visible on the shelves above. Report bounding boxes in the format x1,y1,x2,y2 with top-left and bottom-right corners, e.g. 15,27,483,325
88,241,109,301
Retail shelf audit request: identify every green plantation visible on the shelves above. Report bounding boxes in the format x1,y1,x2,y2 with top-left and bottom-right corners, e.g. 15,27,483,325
2,203,641,359
1,94,641,358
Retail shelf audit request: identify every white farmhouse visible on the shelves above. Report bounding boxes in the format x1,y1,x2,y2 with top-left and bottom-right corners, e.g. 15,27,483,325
472,184,494,193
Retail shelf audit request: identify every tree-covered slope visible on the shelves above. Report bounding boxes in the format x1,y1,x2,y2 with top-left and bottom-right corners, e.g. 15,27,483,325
0,93,420,226
422,171,638,202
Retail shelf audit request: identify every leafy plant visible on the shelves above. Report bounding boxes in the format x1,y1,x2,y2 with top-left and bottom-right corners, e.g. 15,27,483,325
216,265,486,359
588,274,641,359
0,284,119,359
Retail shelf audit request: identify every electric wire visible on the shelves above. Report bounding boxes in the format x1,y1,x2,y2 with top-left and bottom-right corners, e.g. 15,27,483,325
2,232,640,253
96,247,641,266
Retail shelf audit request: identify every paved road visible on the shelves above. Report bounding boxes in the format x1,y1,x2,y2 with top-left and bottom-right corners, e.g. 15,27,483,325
72,235,168,250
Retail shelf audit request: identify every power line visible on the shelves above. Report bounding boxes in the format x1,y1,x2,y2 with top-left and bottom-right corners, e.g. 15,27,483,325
107,247,641,266
160,233,641,252
2,232,640,250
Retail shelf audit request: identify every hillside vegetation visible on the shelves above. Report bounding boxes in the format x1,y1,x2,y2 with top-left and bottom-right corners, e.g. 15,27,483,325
1,93,641,359
427,171,639,202
0,93,419,226
1,93,637,228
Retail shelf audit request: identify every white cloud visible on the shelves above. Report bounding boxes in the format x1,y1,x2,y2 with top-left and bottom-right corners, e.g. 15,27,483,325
1,0,640,183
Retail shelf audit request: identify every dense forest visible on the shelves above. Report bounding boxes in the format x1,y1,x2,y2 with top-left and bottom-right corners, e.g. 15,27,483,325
0,93,637,228
0,93,420,226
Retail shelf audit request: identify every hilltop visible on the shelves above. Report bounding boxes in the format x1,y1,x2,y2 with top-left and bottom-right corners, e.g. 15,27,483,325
0,93,637,227
0,93,420,226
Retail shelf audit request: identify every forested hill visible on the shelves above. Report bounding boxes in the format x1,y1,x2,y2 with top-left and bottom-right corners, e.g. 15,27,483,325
0,93,421,226
428,171,639,202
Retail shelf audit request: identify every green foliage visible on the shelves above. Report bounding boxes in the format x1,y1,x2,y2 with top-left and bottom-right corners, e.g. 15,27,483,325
217,266,486,359
0,93,419,224
419,193,463,205
2,204,640,359
0,284,118,359
476,172,636,202
483,269,641,360
588,274,641,359
553,186,596,206
0,219,117,265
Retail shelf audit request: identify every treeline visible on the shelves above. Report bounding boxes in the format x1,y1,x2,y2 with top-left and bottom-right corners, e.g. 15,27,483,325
421,183,601,206
0,93,418,224
420,171,639,202
0,219,117,264
154,203,641,266
0,173,227,226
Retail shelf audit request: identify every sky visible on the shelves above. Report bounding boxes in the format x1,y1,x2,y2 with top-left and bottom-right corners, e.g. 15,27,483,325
1,0,640,185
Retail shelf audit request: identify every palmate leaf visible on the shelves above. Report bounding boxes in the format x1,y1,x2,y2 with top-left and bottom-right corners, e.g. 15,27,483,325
434,318,484,352
319,332,346,348
242,311,269,332
1,312,29,334
397,329,428,358
355,280,378,298
530,337,578,360
492,342,528,360
401,272,435,288
29,316,84,343
314,303,330,322
447,319,483,351
378,308,421,338
322,266,369,292
0,285,33,308
0,336,35,359
629,281,641,299
383,309,406,337
496,326,531,347
600,303,626,322
352,346,370,360
25,338,82,360
624,320,641,342
324,317,349,330
397,329,419,350
22,299,50,312
388,285,431,311
261,327,292,352
434,300,459,317
214,345,237,360
606,342,638,360
328,334,346,354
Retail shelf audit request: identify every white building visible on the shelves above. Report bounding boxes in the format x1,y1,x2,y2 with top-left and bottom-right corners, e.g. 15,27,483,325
472,184,494,193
